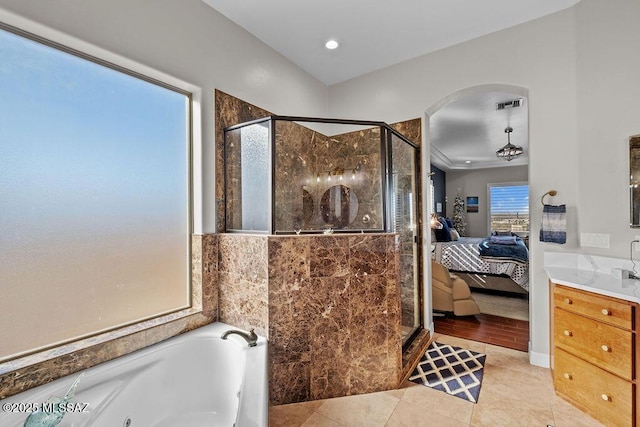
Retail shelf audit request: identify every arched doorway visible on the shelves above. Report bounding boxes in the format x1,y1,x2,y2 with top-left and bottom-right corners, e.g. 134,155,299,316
425,84,531,352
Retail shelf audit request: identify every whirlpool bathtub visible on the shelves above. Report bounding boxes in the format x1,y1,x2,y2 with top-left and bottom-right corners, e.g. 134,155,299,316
0,322,268,427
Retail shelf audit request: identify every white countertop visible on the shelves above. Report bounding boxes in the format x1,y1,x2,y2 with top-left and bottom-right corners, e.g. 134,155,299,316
544,252,640,304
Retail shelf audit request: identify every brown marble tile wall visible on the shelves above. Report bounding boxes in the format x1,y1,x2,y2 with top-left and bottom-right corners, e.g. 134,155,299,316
214,91,422,404
0,235,218,400
390,118,421,147
327,127,384,231
273,120,329,232
268,234,402,405
272,121,385,232
217,234,270,337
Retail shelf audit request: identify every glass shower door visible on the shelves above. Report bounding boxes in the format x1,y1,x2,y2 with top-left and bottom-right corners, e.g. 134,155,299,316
389,132,421,346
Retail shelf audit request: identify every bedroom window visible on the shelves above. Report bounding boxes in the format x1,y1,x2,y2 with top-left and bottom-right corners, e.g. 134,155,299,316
488,183,529,234
0,24,191,362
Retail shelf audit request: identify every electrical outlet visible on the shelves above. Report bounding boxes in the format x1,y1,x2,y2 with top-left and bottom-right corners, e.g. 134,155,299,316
580,233,610,248
580,233,593,247
594,234,610,249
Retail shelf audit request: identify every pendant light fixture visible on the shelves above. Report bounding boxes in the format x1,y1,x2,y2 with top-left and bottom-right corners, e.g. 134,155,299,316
496,126,523,161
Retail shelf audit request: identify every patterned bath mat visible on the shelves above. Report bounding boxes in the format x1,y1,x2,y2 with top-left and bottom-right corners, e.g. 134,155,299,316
409,341,486,403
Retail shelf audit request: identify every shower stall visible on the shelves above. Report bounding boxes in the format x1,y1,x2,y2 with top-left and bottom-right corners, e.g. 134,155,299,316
223,116,422,346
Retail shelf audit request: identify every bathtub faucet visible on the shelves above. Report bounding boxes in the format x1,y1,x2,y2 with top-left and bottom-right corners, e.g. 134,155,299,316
222,328,258,347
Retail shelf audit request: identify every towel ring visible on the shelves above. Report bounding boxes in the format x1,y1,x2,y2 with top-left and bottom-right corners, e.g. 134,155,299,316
541,190,557,206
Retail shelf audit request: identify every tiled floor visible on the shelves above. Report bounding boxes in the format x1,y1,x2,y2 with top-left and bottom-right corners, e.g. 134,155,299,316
269,333,603,427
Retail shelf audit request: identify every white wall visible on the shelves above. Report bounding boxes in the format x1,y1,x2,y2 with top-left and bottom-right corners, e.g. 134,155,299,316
575,0,640,256
328,7,580,363
446,166,528,237
0,0,328,234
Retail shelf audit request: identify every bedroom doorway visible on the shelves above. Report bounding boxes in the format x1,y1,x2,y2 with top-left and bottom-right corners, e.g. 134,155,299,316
426,84,530,351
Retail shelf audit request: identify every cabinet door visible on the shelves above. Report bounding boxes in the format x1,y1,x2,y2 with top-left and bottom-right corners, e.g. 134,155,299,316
554,347,633,427
554,285,633,330
554,308,633,380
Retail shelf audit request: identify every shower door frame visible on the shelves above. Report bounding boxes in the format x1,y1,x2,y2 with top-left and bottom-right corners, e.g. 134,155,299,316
383,127,424,349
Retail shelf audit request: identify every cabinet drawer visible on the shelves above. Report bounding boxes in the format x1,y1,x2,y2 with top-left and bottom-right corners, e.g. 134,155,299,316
554,308,633,380
554,285,633,330
554,347,633,427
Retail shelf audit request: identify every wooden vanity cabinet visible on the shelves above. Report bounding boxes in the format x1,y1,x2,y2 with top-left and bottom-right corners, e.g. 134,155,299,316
551,283,638,427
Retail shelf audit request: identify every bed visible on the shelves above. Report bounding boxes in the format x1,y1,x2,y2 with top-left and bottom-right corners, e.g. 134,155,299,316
432,237,529,293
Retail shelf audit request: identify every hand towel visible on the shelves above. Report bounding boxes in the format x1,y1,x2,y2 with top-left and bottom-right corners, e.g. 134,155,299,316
540,204,566,244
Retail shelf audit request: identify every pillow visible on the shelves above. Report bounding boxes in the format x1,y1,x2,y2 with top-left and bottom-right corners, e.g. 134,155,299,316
449,228,460,241
490,235,517,245
443,218,455,229
492,230,514,236
434,218,451,242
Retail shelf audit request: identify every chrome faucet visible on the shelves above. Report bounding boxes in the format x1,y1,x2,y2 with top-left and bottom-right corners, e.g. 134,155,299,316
222,328,258,347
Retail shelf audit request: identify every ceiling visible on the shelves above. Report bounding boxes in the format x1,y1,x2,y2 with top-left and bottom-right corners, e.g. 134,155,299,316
202,0,580,85
430,92,529,171
202,0,577,169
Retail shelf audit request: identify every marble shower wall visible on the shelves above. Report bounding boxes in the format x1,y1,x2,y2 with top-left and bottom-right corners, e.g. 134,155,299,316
273,120,329,232
215,91,420,404
322,127,383,231
267,234,402,405
217,234,269,337
273,120,384,232
216,233,402,405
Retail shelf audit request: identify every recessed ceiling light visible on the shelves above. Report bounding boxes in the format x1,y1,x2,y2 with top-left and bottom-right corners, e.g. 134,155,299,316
465,160,471,164
325,40,339,50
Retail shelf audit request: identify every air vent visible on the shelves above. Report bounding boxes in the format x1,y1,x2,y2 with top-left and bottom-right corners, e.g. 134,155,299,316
496,98,523,110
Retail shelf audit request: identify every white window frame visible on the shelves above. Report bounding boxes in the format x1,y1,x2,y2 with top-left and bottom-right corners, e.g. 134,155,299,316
0,15,203,362
486,181,529,235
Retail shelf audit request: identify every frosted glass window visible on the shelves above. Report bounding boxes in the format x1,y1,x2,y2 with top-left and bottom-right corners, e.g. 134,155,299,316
0,26,191,361
224,123,270,232
241,125,270,231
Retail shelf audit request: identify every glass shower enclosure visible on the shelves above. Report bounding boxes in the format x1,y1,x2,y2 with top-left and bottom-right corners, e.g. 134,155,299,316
223,116,422,346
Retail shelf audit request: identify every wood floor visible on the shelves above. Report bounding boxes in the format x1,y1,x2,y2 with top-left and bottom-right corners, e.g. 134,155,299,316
433,313,529,352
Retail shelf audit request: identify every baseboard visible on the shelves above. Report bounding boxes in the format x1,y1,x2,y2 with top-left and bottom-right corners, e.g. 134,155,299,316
529,349,550,368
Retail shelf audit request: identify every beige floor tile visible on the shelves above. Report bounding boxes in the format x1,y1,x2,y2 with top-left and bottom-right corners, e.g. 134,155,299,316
386,400,469,427
550,394,604,427
315,391,400,427
484,370,552,399
399,382,474,424
483,344,549,378
470,389,554,426
384,387,407,400
301,412,344,427
269,400,324,427
479,361,554,404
